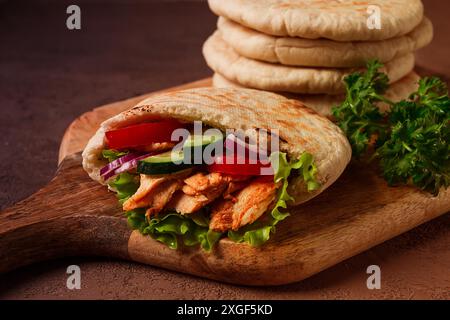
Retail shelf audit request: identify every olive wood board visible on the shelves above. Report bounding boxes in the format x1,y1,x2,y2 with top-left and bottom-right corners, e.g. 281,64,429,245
1,78,449,286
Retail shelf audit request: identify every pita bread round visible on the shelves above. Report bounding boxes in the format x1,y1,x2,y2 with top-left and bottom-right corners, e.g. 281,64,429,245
212,72,420,117
208,0,424,41
218,17,433,68
83,88,351,206
213,72,420,117
203,31,415,94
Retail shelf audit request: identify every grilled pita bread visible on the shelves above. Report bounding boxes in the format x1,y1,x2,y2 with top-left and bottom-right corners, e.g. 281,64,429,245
218,17,433,68
203,31,415,94
212,72,421,117
83,87,351,205
208,0,424,41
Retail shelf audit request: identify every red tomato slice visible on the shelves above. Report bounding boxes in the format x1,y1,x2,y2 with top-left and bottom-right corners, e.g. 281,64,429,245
105,120,184,150
208,154,273,176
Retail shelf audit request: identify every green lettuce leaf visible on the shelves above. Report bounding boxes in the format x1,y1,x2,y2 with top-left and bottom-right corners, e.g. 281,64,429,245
128,211,223,251
228,217,274,247
125,208,148,233
102,149,129,162
108,172,139,204
228,151,320,247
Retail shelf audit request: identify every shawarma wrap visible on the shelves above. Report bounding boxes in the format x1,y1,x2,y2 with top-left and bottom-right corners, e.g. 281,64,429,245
82,88,351,249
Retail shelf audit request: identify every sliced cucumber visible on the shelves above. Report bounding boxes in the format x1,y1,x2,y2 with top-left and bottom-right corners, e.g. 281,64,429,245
183,132,223,150
137,151,193,175
137,133,224,175
183,132,223,165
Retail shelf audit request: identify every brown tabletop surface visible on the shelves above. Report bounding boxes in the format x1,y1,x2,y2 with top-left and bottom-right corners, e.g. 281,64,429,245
0,0,449,300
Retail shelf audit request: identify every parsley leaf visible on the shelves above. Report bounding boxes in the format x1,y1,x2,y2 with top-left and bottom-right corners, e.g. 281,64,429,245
332,60,392,157
377,77,450,195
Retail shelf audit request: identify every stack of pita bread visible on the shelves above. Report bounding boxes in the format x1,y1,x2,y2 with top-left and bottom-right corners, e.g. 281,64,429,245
203,0,433,117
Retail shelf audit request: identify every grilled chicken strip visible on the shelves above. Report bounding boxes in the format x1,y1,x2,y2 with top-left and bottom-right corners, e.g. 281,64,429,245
123,170,191,212
169,172,229,214
123,174,167,211
169,172,249,215
223,180,251,200
210,177,279,232
167,192,211,215
208,200,234,232
145,179,183,217
182,172,229,196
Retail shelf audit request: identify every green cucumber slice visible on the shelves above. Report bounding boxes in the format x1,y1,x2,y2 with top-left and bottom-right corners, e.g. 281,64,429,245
137,151,193,175
137,133,224,175
183,132,223,149
183,132,223,165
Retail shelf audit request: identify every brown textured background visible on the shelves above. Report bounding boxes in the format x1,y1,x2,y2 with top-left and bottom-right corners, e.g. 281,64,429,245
0,0,449,299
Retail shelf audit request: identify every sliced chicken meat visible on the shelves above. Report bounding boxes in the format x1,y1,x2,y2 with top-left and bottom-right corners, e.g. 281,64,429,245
167,192,211,215
145,179,183,217
169,172,229,214
122,170,191,212
168,172,250,215
182,172,229,195
210,177,279,232
208,200,234,232
223,180,251,200
123,169,266,225
123,174,167,211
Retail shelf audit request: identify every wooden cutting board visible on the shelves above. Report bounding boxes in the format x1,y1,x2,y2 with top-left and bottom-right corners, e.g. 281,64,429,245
1,78,449,286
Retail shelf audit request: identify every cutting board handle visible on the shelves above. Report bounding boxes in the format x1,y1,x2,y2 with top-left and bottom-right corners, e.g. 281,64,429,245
0,153,131,273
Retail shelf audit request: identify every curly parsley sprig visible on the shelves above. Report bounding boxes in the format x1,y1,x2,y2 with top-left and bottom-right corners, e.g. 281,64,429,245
332,60,392,157
333,61,450,195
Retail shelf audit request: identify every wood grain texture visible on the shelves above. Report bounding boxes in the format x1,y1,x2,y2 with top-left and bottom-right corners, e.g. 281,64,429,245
0,153,131,273
1,79,449,286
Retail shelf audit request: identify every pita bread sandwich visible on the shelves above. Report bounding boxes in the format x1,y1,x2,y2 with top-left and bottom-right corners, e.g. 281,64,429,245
82,88,351,250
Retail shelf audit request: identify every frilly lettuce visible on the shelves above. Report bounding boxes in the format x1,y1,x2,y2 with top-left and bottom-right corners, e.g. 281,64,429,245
127,210,222,251
102,149,129,162
108,172,139,205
